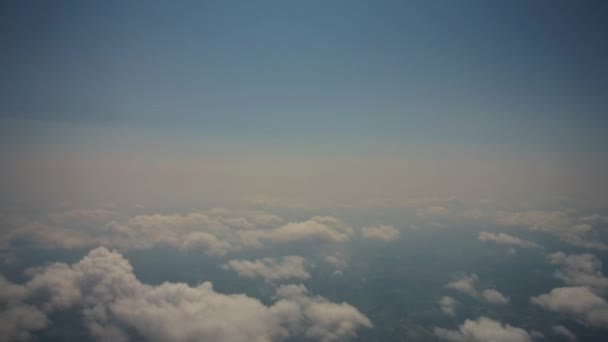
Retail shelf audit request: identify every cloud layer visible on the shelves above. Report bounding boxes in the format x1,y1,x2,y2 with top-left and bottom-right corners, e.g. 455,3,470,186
2,210,354,258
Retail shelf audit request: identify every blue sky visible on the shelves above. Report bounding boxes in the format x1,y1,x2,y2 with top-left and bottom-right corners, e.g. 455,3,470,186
1,1,608,206
2,0,607,152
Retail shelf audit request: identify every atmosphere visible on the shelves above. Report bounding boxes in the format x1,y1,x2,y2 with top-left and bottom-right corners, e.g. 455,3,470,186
1,1,608,342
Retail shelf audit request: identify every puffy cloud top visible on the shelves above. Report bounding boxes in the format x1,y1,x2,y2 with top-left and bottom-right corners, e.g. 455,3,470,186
531,286,608,329
0,248,371,341
434,317,532,342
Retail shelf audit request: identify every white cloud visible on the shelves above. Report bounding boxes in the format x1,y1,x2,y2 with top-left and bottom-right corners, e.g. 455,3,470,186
260,216,354,244
361,224,400,241
447,274,479,297
6,209,356,258
478,232,540,249
1,247,371,342
531,286,608,329
180,231,233,256
481,289,510,305
447,274,509,305
223,256,310,282
548,252,608,292
392,203,608,251
552,325,577,341
434,317,532,342
495,210,608,251
276,284,373,342
0,304,48,342
438,296,457,316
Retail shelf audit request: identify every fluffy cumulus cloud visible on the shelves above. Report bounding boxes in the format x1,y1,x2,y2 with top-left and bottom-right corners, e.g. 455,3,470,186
222,256,310,282
552,325,577,341
536,253,608,329
531,286,608,329
447,274,509,305
257,216,354,244
361,224,400,241
478,232,540,249
438,296,457,316
434,317,532,342
275,284,373,342
548,252,608,292
0,248,371,342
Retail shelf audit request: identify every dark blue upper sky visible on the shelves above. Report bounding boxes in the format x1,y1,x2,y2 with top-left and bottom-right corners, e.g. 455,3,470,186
2,0,607,152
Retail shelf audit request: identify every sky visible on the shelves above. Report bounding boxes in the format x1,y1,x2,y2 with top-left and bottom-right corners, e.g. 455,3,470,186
1,1,608,342
1,0,608,207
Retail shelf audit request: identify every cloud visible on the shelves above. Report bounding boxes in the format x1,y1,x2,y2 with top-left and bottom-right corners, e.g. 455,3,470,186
275,284,373,342
548,252,608,292
531,286,608,329
179,231,232,256
0,304,48,342
434,317,532,342
0,247,371,342
419,204,608,251
447,274,509,305
478,232,540,249
323,252,349,269
481,289,510,305
552,325,577,341
223,256,310,282
438,296,457,316
259,216,354,244
0,276,27,303
562,224,608,250
5,209,355,257
361,224,400,241
447,274,479,298
495,210,608,250
580,214,608,224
